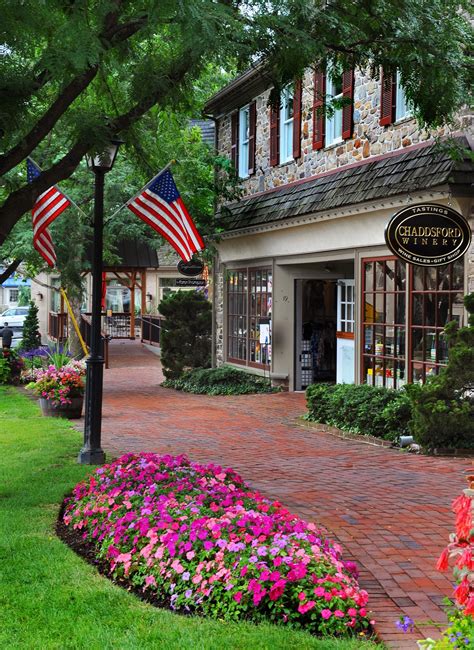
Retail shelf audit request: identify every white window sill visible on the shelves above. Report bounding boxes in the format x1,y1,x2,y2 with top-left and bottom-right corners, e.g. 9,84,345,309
394,114,415,126
324,138,343,151
278,157,294,166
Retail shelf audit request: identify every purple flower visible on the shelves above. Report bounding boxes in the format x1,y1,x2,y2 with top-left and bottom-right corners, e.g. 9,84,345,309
182,572,190,581
185,589,193,599
395,616,415,633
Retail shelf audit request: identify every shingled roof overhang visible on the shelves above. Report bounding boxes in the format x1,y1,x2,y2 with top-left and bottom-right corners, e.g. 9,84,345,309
219,138,473,233
204,63,270,117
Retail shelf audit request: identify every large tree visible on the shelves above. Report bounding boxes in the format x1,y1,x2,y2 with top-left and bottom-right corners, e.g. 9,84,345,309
0,0,472,248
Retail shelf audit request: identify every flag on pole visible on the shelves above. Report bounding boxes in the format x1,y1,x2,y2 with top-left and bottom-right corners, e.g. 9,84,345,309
27,158,71,267
127,169,204,262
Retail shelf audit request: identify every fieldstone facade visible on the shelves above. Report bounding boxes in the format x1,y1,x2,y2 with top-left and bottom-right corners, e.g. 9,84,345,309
216,67,470,198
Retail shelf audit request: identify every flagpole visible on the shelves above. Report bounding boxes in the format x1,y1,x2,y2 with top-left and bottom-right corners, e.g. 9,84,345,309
28,157,89,221
107,159,177,221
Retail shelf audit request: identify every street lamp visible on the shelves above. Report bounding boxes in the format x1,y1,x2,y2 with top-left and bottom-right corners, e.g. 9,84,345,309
78,137,123,465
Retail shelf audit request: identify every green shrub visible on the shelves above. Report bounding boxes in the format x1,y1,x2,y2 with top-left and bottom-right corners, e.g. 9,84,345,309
159,291,212,379
163,365,276,395
407,293,474,451
21,302,42,351
305,382,412,441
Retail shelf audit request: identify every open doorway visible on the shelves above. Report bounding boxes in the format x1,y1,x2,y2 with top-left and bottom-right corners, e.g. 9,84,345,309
295,279,337,390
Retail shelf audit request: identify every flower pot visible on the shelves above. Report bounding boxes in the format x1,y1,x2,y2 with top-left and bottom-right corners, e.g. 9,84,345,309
39,396,84,419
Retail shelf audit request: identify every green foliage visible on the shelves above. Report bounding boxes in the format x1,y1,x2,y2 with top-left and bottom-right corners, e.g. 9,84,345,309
418,603,474,649
163,365,276,395
305,383,412,441
0,357,10,384
407,293,474,451
159,291,212,379
47,340,71,369
20,301,42,351
17,285,30,306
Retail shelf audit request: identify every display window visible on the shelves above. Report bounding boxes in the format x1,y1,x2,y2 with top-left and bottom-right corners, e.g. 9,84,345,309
227,267,272,368
361,256,464,387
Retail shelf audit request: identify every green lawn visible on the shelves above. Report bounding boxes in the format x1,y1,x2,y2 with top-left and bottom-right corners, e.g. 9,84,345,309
0,387,383,649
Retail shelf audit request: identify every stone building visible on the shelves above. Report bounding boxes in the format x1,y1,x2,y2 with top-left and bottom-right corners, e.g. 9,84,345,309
204,65,474,391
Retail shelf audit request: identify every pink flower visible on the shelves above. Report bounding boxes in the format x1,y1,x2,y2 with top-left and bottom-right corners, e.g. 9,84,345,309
348,607,357,617
321,609,332,619
233,591,243,603
298,592,306,601
298,600,316,614
144,575,156,588
334,609,345,618
314,586,325,597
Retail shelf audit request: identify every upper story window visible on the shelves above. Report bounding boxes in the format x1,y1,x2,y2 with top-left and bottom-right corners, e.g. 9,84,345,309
8,289,19,304
325,69,343,146
231,102,256,178
280,85,294,163
380,69,413,126
313,68,354,151
238,105,250,178
270,80,302,167
395,71,412,121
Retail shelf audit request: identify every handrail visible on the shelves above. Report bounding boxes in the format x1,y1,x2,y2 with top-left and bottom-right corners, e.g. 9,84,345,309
80,314,109,369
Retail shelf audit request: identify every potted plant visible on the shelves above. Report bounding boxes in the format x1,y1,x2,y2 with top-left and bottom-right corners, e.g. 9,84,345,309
27,360,86,418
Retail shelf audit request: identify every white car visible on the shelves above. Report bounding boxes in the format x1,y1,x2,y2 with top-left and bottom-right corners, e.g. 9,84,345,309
0,306,29,329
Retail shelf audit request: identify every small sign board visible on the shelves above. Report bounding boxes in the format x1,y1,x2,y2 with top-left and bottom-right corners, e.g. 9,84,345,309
178,258,204,277
385,203,471,267
176,278,206,287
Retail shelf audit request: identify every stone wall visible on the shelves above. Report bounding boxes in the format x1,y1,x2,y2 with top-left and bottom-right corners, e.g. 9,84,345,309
214,264,225,366
217,67,469,198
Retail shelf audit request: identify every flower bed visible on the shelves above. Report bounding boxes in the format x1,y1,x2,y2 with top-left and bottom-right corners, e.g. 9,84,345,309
63,453,370,636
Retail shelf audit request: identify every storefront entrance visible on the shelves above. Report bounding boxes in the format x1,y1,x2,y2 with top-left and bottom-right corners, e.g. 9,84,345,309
295,279,337,390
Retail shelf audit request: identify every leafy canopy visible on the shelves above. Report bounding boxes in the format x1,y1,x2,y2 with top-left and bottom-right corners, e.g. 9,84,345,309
0,0,472,248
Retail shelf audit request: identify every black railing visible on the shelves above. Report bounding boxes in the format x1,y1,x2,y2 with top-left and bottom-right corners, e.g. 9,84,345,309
80,314,109,369
141,315,164,346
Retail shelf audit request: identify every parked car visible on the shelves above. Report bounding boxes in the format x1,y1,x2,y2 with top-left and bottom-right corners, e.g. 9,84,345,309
0,306,29,328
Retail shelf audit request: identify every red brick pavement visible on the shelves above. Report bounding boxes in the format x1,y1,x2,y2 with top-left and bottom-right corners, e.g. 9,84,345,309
92,340,471,648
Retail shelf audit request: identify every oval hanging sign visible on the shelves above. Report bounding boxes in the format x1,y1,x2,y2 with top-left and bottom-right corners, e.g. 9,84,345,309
177,258,204,277
385,203,471,267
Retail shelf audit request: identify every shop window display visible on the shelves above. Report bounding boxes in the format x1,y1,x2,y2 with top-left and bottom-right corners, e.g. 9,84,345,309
227,268,272,368
362,257,464,387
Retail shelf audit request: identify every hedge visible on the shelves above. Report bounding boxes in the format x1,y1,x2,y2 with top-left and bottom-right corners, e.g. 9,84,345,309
305,383,412,441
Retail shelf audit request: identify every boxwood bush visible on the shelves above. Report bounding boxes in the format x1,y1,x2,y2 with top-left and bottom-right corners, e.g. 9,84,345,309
305,383,412,441
163,365,276,396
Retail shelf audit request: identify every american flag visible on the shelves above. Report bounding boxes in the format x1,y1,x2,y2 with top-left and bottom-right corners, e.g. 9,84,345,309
127,169,204,262
27,158,71,267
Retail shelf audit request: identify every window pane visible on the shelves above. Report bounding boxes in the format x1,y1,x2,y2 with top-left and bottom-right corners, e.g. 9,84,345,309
365,262,374,292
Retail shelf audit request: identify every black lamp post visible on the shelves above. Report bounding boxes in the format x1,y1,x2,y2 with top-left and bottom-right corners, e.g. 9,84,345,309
78,138,122,465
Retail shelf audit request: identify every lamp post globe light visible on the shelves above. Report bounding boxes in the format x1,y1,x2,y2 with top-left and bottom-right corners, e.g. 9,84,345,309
78,138,123,465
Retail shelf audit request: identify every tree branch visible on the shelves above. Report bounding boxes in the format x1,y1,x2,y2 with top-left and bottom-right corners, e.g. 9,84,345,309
0,14,148,177
0,48,204,246
0,258,22,284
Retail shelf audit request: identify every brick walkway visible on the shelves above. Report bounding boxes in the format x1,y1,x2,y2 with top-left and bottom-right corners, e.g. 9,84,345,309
93,340,470,648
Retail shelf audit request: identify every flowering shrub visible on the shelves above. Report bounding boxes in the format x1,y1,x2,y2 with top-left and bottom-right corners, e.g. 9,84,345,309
436,480,474,618
0,349,25,385
27,360,86,406
63,453,371,636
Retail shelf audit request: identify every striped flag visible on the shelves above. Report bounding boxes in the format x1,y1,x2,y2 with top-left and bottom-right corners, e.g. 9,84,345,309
27,158,71,267
127,169,204,262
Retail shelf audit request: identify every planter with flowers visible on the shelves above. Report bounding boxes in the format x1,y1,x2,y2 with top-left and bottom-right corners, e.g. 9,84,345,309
27,360,86,419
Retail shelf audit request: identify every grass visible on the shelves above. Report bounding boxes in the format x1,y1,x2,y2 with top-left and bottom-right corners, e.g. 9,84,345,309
0,386,383,650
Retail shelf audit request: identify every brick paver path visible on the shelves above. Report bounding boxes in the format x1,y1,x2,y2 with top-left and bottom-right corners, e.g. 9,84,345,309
95,340,471,648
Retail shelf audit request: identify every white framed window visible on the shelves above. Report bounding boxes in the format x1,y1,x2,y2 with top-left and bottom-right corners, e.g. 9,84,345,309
325,69,343,146
395,70,412,121
238,105,250,178
8,289,19,304
279,85,294,163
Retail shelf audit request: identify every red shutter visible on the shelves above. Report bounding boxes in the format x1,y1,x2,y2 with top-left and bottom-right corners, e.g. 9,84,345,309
269,98,280,167
231,111,239,171
292,79,302,159
248,101,257,175
312,69,326,150
379,69,395,126
341,69,354,140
